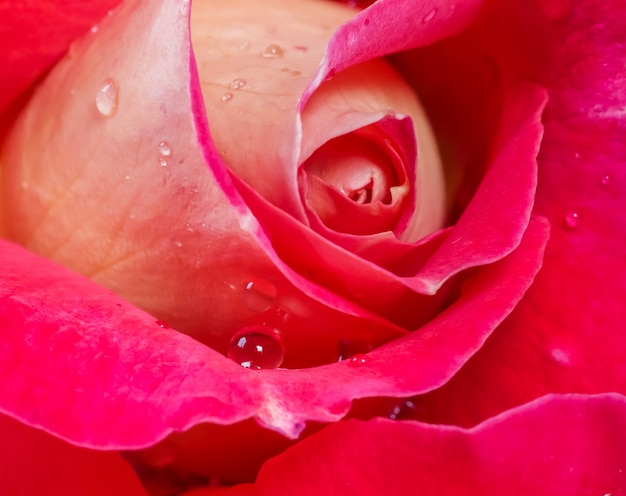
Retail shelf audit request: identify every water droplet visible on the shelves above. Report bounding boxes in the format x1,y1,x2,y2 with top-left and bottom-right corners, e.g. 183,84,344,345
338,338,372,361
185,223,194,232
422,8,437,23
261,43,284,59
107,9,114,17
221,92,233,102
564,211,580,229
230,78,246,90
90,24,99,33
600,174,611,186
549,347,571,365
389,400,417,420
228,325,284,370
95,77,119,117
239,41,250,50
124,175,131,180
158,141,172,157
156,320,169,329
173,240,183,248
348,354,368,366
242,279,277,312
159,156,168,167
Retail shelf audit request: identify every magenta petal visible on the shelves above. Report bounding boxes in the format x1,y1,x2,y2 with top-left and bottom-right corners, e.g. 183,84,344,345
302,0,483,102
408,0,626,427
0,0,121,116
246,394,626,495
0,216,547,446
0,413,146,495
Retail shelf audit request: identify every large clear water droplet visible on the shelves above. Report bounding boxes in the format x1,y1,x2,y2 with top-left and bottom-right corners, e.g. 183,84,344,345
242,279,277,312
228,325,284,370
95,77,119,117
261,44,284,59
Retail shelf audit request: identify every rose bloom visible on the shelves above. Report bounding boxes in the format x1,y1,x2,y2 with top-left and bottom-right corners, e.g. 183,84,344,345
1,0,625,494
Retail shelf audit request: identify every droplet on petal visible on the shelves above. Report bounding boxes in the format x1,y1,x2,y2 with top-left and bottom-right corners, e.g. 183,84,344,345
338,338,372,361
348,354,369,366
228,325,285,370
230,78,247,90
156,320,169,329
159,156,168,167
422,8,437,23
95,77,119,117
159,141,172,157
564,211,580,229
90,24,99,34
242,279,277,312
261,43,284,59
221,92,234,102
600,175,611,187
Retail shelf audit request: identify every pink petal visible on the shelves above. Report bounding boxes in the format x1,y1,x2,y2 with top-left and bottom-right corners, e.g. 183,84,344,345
0,413,146,495
0,214,547,447
225,394,626,495
0,0,121,116
403,0,626,427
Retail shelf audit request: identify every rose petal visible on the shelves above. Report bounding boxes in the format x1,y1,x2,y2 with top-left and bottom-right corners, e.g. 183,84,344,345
0,413,146,495
189,394,626,495
401,0,626,427
0,0,121,116
0,215,547,446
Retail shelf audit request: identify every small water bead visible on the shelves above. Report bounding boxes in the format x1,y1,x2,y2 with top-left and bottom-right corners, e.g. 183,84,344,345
601,174,611,187
221,92,234,102
159,157,168,167
261,44,284,59
95,77,119,117
242,279,277,312
156,320,169,329
338,338,372,361
228,325,285,370
348,354,369,366
422,8,437,23
90,24,99,34
230,78,247,90
564,211,580,229
159,141,172,157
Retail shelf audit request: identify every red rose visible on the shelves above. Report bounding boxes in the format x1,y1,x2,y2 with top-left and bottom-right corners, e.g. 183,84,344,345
0,0,624,493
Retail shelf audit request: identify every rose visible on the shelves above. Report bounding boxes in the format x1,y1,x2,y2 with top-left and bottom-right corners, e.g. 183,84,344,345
0,0,620,492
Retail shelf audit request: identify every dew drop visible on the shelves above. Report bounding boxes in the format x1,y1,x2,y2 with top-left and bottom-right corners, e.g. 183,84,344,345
95,77,119,117
389,400,417,420
228,325,285,370
242,279,277,312
173,240,183,248
156,320,169,329
600,174,611,187
159,156,168,167
348,354,368,366
239,40,250,50
338,338,372,361
90,24,99,34
261,43,284,59
230,78,247,90
221,92,234,102
124,175,131,180
422,8,437,23
158,141,172,157
564,211,580,229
